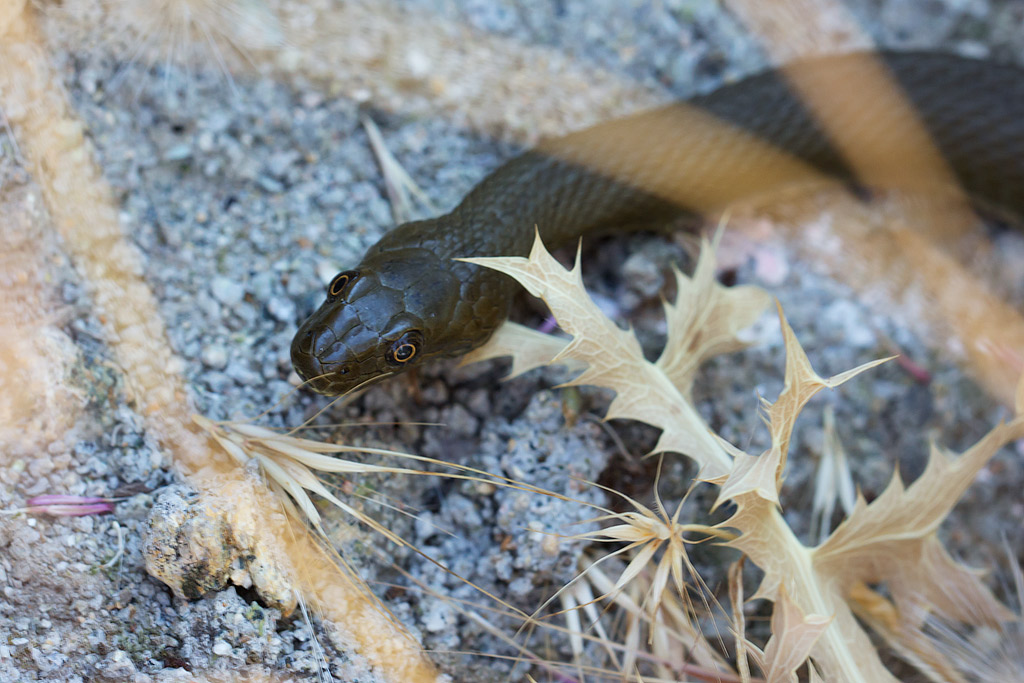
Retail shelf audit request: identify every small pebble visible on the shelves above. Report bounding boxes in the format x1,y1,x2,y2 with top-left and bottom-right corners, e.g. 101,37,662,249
162,144,192,162
249,271,277,300
266,150,299,178
225,361,261,385
257,175,284,193
204,111,231,133
821,300,876,349
316,187,347,208
266,296,296,323
201,344,229,370
622,251,664,299
210,276,245,306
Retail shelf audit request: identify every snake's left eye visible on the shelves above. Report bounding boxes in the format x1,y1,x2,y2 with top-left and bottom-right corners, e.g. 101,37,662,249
326,270,358,301
386,330,423,365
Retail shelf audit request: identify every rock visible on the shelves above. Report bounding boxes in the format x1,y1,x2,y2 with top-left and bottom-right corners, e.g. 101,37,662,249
210,276,245,306
142,485,297,614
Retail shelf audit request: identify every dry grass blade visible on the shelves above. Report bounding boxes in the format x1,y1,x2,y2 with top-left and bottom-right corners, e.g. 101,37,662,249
195,412,638,639
908,539,1024,682
193,414,568,534
193,413,432,531
362,114,438,225
729,558,752,683
560,572,621,674
603,567,737,681
810,405,855,543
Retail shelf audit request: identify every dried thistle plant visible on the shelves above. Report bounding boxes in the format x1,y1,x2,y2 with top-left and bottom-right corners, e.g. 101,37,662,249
461,233,1024,681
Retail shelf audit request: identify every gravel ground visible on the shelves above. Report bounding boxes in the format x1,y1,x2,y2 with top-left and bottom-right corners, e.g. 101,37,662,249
3,0,1024,681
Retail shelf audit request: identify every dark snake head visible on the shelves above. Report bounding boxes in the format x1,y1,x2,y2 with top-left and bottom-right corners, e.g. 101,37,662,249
291,248,464,396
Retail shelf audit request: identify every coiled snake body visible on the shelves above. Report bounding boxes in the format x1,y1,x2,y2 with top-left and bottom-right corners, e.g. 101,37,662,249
291,51,1024,396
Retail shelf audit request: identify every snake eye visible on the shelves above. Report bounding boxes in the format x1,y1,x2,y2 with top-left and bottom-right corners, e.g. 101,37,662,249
386,331,423,365
393,343,415,362
327,270,358,301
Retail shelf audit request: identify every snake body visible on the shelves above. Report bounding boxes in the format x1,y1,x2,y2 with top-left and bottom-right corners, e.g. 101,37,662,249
291,51,1024,396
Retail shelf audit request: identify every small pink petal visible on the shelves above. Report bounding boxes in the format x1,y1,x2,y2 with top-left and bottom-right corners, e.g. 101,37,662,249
24,503,115,517
26,495,111,506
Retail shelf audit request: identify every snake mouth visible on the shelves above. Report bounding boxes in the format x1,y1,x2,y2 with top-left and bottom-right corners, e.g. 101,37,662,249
300,362,392,397
299,365,340,395
292,340,387,396
292,354,354,396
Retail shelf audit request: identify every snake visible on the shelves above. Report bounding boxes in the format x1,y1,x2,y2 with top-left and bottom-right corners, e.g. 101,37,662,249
291,51,1024,396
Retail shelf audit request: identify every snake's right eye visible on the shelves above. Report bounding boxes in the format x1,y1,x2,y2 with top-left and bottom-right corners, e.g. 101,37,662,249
326,270,359,301
385,330,424,366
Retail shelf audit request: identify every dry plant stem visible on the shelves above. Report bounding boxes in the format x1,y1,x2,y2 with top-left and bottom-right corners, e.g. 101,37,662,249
0,179,86,459
362,114,437,224
0,6,438,681
726,495,894,681
728,559,752,683
2,4,218,472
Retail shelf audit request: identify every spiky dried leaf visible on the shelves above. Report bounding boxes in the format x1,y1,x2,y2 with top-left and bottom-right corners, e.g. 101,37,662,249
713,307,1022,681
463,232,739,476
765,303,890,480
464,231,1021,682
813,421,1024,629
656,236,771,398
715,306,887,507
761,586,831,683
847,581,968,683
461,320,573,378
714,308,910,682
